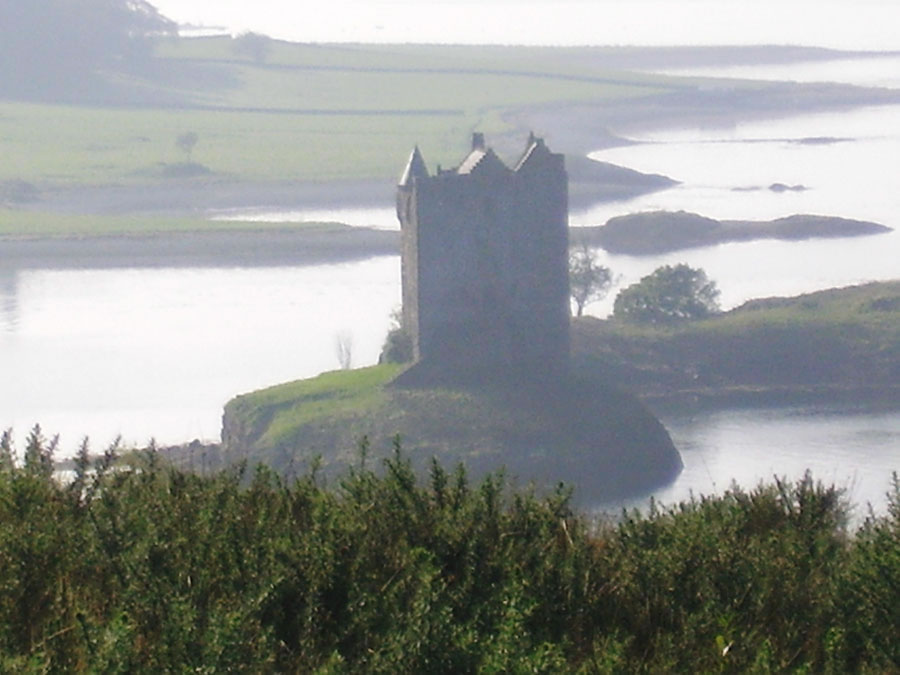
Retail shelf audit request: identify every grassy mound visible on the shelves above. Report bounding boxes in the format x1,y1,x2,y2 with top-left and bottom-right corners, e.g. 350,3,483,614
573,280,900,407
222,363,682,503
576,210,891,255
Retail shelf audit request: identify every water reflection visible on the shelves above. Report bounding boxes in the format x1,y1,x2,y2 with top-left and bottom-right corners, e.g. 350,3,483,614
212,206,399,231
0,268,19,333
0,260,400,450
600,405,900,524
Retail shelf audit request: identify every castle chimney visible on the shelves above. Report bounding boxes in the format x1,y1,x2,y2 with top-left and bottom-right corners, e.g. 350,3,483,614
472,132,485,150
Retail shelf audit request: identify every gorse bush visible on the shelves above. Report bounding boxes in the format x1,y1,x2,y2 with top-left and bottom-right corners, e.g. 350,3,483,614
0,428,897,672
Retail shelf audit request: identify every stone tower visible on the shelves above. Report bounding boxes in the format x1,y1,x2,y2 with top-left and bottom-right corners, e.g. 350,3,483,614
396,132,570,374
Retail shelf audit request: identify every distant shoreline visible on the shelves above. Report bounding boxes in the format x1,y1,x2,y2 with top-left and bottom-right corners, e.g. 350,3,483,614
0,226,400,270
644,383,900,417
5,51,900,270
573,211,893,255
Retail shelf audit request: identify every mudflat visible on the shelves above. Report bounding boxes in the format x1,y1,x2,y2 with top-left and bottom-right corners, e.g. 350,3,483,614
0,226,400,270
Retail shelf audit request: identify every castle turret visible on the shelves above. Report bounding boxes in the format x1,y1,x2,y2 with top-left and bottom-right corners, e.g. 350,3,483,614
398,145,428,186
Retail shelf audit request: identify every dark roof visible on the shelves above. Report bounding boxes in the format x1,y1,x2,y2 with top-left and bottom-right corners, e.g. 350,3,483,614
456,147,509,176
514,135,550,171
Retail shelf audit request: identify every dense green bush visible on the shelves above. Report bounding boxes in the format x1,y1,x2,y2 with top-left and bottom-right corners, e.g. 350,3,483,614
614,263,721,324
0,428,897,672
378,326,414,364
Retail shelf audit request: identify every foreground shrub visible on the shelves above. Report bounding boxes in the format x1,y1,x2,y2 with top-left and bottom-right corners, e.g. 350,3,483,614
0,431,896,672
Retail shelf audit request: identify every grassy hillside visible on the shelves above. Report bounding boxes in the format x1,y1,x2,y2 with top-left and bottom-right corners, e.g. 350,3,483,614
0,37,676,190
573,281,900,406
221,363,682,503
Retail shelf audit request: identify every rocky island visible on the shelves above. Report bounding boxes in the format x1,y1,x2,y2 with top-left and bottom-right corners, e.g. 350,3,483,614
576,210,892,255
220,134,684,503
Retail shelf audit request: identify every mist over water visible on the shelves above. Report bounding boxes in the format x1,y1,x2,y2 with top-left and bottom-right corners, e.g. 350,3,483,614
152,0,900,51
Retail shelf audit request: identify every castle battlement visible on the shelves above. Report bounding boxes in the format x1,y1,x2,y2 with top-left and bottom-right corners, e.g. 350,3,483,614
397,133,570,374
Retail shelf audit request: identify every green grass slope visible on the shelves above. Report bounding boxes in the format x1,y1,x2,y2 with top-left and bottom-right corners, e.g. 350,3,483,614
0,37,675,190
573,281,900,407
222,363,682,503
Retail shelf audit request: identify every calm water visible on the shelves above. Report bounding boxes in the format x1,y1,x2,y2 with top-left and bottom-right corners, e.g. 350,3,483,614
647,54,900,89
1,261,399,448
153,0,900,51
580,104,900,314
606,406,900,522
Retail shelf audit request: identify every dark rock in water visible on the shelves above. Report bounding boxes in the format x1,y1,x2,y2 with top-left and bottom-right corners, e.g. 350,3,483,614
769,182,808,192
733,183,808,193
793,136,851,145
572,210,892,255
580,210,722,255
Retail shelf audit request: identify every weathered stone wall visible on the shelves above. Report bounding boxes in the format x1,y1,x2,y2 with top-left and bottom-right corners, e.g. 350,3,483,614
398,134,570,374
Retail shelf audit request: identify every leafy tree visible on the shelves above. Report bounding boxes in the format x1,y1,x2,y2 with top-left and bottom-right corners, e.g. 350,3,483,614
614,263,720,323
0,0,174,95
335,331,354,370
379,308,413,364
232,32,273,64
0,428,15,472
568,241,613,317
380,328,414,364
176,132,199,163
23,425,56,478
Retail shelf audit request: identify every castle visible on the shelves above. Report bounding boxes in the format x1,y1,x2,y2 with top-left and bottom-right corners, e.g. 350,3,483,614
397,132,570,374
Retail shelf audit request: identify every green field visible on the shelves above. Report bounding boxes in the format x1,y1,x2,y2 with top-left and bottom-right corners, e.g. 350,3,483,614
0,37,679,189
226,364,405,452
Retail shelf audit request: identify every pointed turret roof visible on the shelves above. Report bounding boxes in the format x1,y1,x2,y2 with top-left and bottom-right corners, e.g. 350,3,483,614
456,132,510,176
514,132,551,171
399,145,429,186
